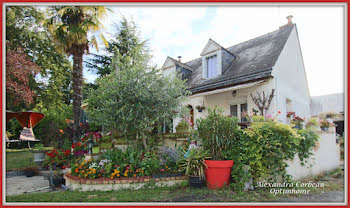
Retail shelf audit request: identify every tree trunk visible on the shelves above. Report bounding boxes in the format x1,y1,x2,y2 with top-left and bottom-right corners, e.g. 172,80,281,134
141,133,148,151
72,51,84,143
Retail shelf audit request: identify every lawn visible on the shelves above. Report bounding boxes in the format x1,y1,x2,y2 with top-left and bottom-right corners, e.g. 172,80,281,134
6,169,344,203
6,183,280,202
5,147,52,171
6,150,36,171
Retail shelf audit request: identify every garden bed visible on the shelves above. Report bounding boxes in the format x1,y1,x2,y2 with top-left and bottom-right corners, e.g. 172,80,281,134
64,174,188,191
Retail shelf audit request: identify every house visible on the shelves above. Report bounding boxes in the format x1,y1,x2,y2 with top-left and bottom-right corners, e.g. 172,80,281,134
311,93,344,136
162,16,312,132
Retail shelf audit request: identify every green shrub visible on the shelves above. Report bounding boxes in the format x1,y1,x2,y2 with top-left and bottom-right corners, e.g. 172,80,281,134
6,118,22,140
178,148,209,178
196,108,241,160
33,105,72,146
297,130,319,165
243,121,302,182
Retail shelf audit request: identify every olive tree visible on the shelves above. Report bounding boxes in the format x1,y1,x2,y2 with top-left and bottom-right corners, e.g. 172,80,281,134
87,63,190,150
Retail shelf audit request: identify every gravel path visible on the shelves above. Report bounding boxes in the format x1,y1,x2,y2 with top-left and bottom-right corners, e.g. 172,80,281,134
6,176,51,196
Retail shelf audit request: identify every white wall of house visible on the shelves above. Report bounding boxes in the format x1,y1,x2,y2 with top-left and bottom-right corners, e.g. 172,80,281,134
163,66,176,78
272,26,312,123
172,79,279,132
285,127,340,180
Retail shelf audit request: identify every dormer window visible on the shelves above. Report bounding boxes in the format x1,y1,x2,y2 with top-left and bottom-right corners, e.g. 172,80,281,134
200,39,236,80
207,55,217,78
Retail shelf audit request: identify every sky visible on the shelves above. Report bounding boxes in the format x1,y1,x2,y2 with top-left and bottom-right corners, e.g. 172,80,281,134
85,4,345,97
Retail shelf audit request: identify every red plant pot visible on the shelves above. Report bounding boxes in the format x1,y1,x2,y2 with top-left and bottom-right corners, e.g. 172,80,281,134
204,160,234,189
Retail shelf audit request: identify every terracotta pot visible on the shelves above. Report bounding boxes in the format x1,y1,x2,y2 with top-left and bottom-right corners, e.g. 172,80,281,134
204,160,234,189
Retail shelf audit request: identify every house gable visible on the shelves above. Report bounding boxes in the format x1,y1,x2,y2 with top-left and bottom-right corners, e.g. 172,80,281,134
200,39,222,56
162,56,192,79
272,25,311,121
162,57,176,70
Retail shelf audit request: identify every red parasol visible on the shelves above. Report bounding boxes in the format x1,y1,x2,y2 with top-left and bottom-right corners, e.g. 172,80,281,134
6,111,45,128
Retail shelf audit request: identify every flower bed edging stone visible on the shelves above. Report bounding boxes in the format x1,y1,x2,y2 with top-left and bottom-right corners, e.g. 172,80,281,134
64,175,188,191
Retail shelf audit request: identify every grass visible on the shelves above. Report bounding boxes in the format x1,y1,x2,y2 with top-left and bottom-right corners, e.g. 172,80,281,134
6,183,279,202
6,147,54,171
6,170,344,203
6,150,37,171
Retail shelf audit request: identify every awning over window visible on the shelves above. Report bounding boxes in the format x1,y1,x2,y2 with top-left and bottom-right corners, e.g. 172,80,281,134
190,80,266,98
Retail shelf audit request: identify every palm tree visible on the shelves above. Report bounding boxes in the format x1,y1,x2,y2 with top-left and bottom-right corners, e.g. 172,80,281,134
46,6,108,141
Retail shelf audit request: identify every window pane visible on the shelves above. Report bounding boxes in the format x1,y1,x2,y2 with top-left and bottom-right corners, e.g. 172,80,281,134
241,103,248,122
240,103,247,113
230,105,238,117
207,55,217,78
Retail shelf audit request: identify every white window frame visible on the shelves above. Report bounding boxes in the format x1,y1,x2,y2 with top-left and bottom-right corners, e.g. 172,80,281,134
230,102,248,122
202,50,222,79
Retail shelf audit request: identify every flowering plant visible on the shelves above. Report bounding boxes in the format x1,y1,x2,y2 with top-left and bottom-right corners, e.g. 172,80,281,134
319,119,330,128
71,141,88,157
287,112,296,118
44,148,71,169
306,117,318,127
291,116,305,126
83,132,102,146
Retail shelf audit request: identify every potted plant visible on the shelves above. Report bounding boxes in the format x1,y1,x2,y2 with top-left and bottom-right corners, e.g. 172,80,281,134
51,170,65,186
175,120,191,133
325,112,339,119
320,119,330,131
291,116,304,130
196,108,239,189
83,132,102,154
32,143,46,165
178,148,209,188
305,117,318,131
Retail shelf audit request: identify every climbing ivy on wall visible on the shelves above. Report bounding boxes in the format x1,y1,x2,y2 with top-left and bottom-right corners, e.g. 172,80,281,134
228,121,319,192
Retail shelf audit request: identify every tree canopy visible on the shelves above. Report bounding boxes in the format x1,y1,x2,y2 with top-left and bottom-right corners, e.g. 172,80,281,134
87,59,190,150
86,17,150,77
45,6,108,140
6,47,40,109
6,6,73,110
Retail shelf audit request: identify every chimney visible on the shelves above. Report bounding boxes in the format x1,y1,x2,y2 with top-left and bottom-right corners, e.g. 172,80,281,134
177,56,182,62
286,15,293,25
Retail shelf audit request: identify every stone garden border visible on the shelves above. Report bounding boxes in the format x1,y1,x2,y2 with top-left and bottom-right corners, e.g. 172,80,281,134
64,174,188,191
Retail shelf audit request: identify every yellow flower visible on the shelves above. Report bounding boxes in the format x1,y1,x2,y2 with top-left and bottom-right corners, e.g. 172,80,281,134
165,166,168,169
84,174,88,177
117,174,120,177
124,174,128,177
133,174,136,177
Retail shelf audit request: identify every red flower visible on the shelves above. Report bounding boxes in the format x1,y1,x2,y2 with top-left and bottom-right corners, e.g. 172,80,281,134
160,169,164,172
277,111,281,114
